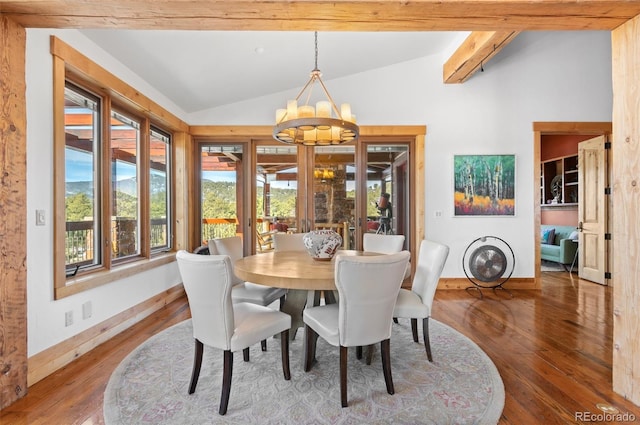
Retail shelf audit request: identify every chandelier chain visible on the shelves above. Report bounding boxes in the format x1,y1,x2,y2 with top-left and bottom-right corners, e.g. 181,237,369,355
314,31,318,71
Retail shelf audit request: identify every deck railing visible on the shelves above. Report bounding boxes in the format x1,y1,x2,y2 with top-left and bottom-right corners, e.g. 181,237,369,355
201,218,238,242
65,218,168,266
66,217,255,265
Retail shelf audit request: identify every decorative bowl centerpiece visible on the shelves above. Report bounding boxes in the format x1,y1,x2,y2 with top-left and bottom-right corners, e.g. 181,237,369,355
303,230,343,261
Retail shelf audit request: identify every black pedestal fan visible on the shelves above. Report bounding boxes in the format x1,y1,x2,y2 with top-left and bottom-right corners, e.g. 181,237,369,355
462,236,515,298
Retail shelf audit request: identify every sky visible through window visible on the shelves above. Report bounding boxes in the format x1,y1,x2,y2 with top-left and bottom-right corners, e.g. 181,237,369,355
66,148,136,182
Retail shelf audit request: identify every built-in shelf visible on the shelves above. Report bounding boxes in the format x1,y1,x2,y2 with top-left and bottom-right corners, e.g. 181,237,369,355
541,202,578,210
541,154,578,205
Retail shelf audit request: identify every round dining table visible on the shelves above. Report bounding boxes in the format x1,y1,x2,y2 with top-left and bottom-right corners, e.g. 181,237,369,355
235,250,378,339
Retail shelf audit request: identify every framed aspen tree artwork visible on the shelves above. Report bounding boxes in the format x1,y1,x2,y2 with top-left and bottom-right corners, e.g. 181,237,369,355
453,154,515,216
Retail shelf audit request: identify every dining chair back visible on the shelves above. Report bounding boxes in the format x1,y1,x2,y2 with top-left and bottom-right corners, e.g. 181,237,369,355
273,232,307,252
208,236,287,321
362,233,405,254
207,236,243,284
303,251,410,407
314,222,350,249
363,233,410,280
175,250,291,415
392,239,449,361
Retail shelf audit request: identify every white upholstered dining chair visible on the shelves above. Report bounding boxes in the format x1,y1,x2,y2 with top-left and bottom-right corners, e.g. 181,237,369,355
362,233,405,253
273,232,307,252
303,251,410,407
208,236,287,308
392,239,449,362
363,233,409,280
175,250,291,415
209,236,288,351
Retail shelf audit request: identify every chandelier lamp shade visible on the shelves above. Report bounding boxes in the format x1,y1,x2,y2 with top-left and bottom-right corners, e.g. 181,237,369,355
273,32,359,146
314,168,335,180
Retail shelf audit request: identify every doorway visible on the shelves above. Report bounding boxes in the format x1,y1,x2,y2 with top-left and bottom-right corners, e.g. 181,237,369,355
533,122,612,285
194,130,422,273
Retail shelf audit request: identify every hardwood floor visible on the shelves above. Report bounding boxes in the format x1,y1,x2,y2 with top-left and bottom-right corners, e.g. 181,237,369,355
1,271,639,424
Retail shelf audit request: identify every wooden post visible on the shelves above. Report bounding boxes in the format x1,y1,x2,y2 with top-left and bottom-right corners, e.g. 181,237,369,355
612,12,640,405
0,15,28,408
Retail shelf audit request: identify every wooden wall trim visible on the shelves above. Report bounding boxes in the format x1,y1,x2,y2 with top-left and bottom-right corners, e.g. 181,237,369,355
27,285,186,386
612,12,640,405
444,31,520,84
4,1,640,31
533,122,613,134
438,277,538,290
0,15,28,409
49,36,189,133
56,253,176,299
189,125,426,138
173,131,194,251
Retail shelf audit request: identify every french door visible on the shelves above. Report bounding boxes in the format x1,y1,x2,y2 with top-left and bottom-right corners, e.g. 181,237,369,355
198,138,414,258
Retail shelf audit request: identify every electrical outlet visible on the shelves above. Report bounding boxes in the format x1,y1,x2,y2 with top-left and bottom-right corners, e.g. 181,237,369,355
65,310,73,327
82,301,92,320
36,209,46,226
434,210,443,217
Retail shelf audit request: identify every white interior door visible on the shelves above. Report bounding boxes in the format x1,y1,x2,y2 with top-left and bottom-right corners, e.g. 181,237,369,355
578,135,608,284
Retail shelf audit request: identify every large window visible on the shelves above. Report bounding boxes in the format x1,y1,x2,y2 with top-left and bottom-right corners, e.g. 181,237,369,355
56,81,174,296
52,37,186,298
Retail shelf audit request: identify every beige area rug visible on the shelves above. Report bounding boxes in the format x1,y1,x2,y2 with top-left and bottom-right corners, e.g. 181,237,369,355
104,319,504,424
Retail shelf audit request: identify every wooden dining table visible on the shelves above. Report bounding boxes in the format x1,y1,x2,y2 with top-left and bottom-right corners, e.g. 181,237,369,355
235,250,378,339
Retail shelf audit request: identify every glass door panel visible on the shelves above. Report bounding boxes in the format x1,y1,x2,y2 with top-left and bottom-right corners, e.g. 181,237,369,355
364,144,410,250
199,144,244,245
255,144,299,252
312,145,356,249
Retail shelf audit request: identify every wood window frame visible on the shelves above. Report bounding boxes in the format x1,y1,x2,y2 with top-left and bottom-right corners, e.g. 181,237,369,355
189,126,426,263
51,36,187,299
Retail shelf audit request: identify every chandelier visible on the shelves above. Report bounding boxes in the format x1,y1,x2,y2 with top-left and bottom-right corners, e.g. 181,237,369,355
314,167,335,180
273,32,359,146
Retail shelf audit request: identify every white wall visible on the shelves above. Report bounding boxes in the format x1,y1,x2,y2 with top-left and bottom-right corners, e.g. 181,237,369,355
25,29,186,356
189,31,613,279
25,29,612,356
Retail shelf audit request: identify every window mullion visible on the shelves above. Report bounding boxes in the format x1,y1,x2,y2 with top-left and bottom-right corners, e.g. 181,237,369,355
139,119,151,257
102,98,113,270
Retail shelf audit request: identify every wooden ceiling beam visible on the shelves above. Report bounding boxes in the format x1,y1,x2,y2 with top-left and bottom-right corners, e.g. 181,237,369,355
444,30,520,84
2,1,640,31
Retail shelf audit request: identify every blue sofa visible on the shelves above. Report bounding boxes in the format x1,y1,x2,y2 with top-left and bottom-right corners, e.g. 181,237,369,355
540,225,578,267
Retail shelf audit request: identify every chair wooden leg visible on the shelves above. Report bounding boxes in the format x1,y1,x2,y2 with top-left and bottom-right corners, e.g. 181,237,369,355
281,329,291,380
279,294,286,311
411,318,419,342
261,339,267,352
188,339,204,394
365,344,373,365
219,350,233,415
303,325,318,372
423,317,433,362
381,339,394,395
340,346,349,407
356,346,363,359
243,347,249,362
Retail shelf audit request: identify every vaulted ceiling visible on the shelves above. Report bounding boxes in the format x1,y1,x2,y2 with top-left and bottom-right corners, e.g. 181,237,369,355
3,1,639,113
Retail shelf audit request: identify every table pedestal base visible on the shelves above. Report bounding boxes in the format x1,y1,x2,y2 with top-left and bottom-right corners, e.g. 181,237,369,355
279,289,338,341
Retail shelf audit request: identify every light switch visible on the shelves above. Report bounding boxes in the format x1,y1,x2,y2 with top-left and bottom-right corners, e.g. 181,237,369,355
36,209,46,226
